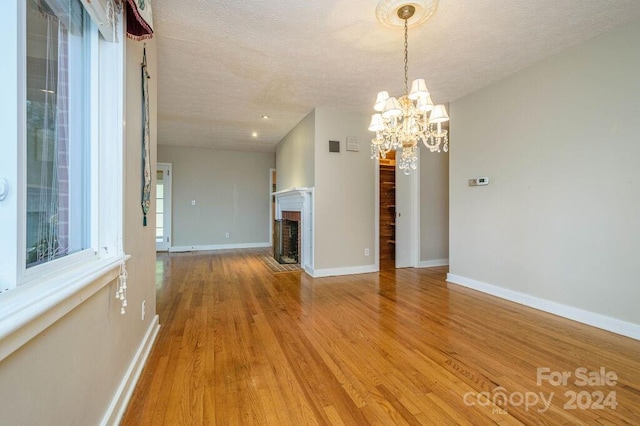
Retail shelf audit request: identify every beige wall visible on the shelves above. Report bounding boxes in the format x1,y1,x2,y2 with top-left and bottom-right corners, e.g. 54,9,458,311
274,108,377,271
420,147,449,262
0,38,158,424
275,110,315,190
158,145,275,247
449,18,640,325
123,37,159,362
313,108,376,270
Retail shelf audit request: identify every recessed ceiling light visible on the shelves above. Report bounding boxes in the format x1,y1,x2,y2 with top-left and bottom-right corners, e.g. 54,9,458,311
252,132,258,138
261,115,270,120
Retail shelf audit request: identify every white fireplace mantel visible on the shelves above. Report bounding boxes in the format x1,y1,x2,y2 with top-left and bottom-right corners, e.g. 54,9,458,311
273,187,314,274
273,187,311,217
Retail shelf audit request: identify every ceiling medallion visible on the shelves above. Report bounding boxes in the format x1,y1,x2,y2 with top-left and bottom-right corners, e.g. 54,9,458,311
375,0,439,28
369,1,449,175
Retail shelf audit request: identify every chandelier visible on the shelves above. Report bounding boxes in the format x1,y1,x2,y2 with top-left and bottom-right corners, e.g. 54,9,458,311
368,3,449,175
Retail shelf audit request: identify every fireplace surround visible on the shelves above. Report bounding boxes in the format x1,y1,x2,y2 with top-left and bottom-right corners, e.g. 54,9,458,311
272,187,313,273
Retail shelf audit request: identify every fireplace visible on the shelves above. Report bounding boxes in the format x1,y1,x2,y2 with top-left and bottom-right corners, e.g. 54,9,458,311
274,211,301,264
272,187,313,273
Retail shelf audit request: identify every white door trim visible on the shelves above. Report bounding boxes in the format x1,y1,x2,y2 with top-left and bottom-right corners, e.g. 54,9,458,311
269,168,276,246
412,148,421,267
156,162,172,251
374,160,380,272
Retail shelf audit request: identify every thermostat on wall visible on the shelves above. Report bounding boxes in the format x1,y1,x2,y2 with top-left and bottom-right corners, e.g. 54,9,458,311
468,177,490,186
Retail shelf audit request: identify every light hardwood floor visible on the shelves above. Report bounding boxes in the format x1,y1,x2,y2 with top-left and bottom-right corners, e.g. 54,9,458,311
121,249,640,425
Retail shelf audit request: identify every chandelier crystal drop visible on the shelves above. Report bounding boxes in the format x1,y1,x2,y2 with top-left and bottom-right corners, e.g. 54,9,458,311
369,4,449,175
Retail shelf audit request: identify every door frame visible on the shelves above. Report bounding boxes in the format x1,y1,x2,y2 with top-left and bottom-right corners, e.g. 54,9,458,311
156,162,172,251
374,160,380,271
374,149,420,269
269,168,276,246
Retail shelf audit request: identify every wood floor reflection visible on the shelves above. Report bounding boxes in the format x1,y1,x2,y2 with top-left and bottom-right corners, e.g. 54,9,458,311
121,249,640,425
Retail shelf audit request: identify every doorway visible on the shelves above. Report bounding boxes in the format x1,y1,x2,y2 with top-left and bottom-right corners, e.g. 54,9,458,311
156,163,172,251
377,149,420,270
379,151,396,269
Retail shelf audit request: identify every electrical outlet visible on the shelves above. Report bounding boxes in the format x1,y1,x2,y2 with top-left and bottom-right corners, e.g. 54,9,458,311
365,248,370,256
469,177,490,187
225,232,230,238
141,300,146,321
191,200,196,206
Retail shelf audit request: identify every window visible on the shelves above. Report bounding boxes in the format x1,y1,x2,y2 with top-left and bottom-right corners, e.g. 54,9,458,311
0,0,125,360
0,0,124,293
26,0,90,268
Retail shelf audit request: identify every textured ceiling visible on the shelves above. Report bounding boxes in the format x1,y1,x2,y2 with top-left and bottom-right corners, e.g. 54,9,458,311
153,0,640,152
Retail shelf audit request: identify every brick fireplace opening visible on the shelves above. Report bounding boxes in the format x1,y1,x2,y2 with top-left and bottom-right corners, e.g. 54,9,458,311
274,211,301,264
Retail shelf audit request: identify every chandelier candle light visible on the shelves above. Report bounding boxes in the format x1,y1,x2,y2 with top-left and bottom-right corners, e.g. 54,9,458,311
369,2,449,175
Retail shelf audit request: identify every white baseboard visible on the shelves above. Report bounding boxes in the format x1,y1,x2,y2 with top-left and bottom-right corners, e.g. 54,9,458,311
101,315,160,426
303,265,314,277
418,259,449,268
168,242,270,253
311,264,378,278
446,273,640,341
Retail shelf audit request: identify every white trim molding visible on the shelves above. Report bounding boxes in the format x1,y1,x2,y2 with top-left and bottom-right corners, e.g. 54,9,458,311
418,259,449,268
374,160,380,272
311,264,378,278
0,256,130,363
101,314,160,426
268,168,276,247
169,242,271,253
447,273,640,341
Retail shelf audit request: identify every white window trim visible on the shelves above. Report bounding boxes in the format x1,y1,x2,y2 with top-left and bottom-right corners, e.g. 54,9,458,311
0,0,127,362
0,255,129,363
0,0,21,293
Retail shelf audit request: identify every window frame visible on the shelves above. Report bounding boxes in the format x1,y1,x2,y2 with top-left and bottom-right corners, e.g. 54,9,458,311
21,3,98,285
0,0,126,362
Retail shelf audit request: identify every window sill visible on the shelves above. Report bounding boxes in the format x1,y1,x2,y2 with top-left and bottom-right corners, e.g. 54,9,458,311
0,255,130,363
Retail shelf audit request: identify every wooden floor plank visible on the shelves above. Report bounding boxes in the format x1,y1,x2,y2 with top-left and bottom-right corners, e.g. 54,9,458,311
121,249,640,425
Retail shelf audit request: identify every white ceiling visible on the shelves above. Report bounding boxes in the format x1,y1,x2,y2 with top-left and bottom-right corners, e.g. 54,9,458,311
153,0,640,152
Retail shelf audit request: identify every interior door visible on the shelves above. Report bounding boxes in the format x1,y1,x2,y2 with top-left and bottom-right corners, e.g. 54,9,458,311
156,163,172,251
395,151,419,268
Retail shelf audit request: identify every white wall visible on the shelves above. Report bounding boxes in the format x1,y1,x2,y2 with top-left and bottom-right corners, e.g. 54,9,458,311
0,38,158,424
313,108,376,271
420,147,449,263
449,18,640,329
275,110,315,190
157,146,275,247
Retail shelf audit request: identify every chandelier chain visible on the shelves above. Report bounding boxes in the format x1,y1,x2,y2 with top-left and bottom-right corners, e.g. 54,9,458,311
404,18,409,95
